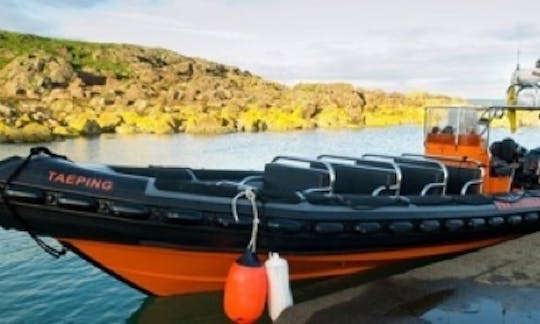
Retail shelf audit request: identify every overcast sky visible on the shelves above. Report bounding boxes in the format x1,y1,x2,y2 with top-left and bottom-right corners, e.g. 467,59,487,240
1,0,539,98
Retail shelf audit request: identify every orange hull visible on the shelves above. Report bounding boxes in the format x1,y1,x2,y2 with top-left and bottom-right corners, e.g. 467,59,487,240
61,237,509,296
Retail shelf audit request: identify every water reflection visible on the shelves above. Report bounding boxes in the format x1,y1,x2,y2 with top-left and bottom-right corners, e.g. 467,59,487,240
421,283,540,323
129,257,448,324
1,126,537,168
0,127,424,167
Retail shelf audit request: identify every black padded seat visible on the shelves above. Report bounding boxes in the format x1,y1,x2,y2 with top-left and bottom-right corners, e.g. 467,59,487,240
356,158,445,196
311,162,396,195
262,163,330,193
446,166,482,194
398,163,444,195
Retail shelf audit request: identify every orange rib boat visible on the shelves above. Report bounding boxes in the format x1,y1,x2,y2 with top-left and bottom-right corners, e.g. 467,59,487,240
1,105,540,296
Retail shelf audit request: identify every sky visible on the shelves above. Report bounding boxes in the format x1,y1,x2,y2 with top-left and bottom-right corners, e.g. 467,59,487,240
1,0,539,99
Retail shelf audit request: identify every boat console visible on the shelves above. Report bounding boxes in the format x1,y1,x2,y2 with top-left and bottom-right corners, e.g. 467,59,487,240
424,105,540,193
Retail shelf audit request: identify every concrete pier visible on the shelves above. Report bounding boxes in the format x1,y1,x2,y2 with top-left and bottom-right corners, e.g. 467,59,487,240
277,232,540,323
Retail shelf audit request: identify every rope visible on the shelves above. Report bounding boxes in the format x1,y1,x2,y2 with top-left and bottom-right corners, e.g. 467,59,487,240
231,187,260,253
1,147,68,258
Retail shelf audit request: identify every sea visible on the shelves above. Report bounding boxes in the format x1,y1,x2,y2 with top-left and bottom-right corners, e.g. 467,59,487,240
1,118,540,323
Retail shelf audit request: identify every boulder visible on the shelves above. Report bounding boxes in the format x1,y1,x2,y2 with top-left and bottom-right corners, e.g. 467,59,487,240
114,124,138,135
137,113,175,134
176,62,194,78
20,122,53,142
66,114,101,136
52,125,77,137
47,60,74,87
97,112,122,132
0,103,15,117
77,71,107,86
184,114,232,134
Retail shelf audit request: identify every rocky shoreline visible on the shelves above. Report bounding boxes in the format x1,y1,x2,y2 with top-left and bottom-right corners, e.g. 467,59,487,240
0,30,464,143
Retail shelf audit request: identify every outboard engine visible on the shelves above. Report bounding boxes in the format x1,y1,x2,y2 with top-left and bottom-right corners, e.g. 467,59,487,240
515,147,540,189
490,138,527,177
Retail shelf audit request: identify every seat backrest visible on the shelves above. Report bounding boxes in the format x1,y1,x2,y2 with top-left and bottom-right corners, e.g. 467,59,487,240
312,162,396,195
334,164,395,195
446,166,482,194
398,163,444,195
262,163,330,193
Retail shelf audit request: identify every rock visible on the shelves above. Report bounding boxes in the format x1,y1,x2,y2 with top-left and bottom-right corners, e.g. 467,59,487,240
0,104,15,117
114,124,138,135
97,112,121,132
1,126,24,143
48,60,74,87
20,122,53,142
34,58,45,72
123,86,146,105
176,62,194,77
237,107,265,132
184,114,232,134
77,71,107,86
134,99,148,110
89,96,106,108
138,70,160,83
66,114,101,136
4,80,26,97
205,63,228,77
49,89,72,100
0,30,468,142
52,125,77,137
68,78,85,99
14,113,31,128
215,89,232,100
137,113,175,134
119,111,142,125
166,89,182,103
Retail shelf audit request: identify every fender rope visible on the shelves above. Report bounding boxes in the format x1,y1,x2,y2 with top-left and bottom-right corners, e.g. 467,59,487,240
231,187,260,253
1,147,68,258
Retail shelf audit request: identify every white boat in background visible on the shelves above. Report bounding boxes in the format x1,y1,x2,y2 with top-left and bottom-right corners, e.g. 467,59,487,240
508,58,540,106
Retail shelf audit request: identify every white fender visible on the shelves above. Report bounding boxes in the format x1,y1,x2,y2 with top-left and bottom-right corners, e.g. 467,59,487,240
265,252,293,321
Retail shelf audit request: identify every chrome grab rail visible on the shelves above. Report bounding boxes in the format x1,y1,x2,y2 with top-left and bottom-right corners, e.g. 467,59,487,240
402,153,485,195
363,154,448,196
271,155,336,195
317,154,402,196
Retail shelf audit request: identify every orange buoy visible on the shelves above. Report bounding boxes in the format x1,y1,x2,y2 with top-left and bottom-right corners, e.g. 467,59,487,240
223,251,268,323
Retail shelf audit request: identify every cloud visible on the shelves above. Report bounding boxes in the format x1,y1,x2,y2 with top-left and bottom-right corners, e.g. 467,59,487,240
1,0,539,98
0,1,53,33
494,24,540,41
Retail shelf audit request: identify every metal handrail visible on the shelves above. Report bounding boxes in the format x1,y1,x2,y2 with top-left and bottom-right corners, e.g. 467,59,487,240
402,153,485,195
317,154,401,196
402,153,484,167
363,154,448,196
271,156,336,194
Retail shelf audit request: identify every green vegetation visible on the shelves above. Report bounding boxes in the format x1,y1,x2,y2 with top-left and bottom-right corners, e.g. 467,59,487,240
0,30,129,75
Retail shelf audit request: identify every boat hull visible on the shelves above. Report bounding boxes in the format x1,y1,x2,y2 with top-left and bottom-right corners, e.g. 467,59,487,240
2,153,540,296
62,236,510,296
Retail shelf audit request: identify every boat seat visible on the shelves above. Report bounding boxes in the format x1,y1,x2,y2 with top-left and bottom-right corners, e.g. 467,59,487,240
396,163,445,196
446,166,482,195
262,163,330,195
361,154,447,196
311,162,398,195
145,168,198,191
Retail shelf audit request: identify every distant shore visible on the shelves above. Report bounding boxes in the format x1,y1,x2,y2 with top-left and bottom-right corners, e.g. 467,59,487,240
0,29,472,143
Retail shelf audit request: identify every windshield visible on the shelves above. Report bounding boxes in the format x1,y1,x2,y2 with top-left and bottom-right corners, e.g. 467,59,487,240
425,106,488,146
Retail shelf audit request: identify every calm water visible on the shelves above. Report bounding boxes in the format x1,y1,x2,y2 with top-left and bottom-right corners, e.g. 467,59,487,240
1,125,539,323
